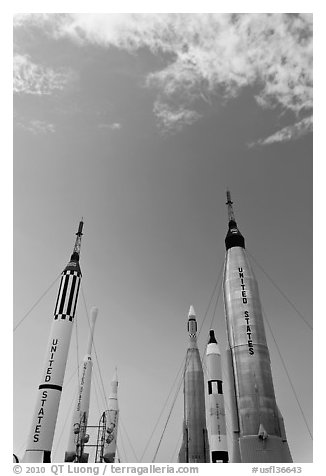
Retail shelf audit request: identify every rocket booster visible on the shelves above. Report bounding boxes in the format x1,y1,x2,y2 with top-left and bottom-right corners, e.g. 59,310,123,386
223,191,292,463
64,306,98,462
206,330,228,463
23,220,84,463
103,368,119,463
178,306,209,463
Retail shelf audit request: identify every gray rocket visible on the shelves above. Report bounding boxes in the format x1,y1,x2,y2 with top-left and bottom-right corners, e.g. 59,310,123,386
23,220,84,463
223,191,292,463
178,306,209,463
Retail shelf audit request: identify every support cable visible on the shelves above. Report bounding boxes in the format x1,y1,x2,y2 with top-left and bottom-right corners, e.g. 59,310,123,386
119,415,139,463
198,260,224,336
13,274,61,331
152,364,185,463
92,366,107,415
247,250,312,331
139,353,187,462
170,430,183,462
81,285,108,410
263,308,313,440
117,423,128,463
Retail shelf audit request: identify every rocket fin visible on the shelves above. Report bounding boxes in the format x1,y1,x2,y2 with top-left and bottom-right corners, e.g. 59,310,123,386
258,424,268,440
277,406,293,462
178,423,188,463
239,435,293,463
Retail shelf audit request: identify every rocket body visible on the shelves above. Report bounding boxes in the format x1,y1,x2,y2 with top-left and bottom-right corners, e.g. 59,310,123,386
223,195,292,462
23,222,83,463
178,306,209,463
65,307,98,462
206,330,228,463
103,369,119,463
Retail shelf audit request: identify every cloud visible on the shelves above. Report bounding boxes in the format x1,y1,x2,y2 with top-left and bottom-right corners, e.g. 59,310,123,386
248,115,313,147
15,119,56,134
15,14,312,136
153,101,201,133
13,54,74,95
98,122,122,131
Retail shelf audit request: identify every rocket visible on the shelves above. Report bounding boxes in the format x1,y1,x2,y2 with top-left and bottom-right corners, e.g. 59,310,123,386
103,368,119,463
205,329,228,463
178,306,209,463
64,306,98,463
23,220,84,463
223,191,292,463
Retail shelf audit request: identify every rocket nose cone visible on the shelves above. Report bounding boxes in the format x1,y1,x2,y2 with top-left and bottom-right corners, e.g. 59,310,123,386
208,330,217,344
188,305,196,317
90,307,98,323
207,329,221,354
112,367,118,382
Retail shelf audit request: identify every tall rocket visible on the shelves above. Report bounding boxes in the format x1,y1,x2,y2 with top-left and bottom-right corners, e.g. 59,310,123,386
206,330,228,463
64,306,98,463
178,306,209,463
103,368,119,463
23,220,84,463
223,191,292,463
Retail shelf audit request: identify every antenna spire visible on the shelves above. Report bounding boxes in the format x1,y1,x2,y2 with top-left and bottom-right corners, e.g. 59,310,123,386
226,189,235,223
71,219,84,262
224,190,245,250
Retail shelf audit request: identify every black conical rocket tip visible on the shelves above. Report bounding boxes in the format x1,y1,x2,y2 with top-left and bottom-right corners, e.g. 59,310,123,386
208,330,217,344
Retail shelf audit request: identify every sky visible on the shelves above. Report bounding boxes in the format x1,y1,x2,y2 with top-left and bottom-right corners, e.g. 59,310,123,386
12,10,314,465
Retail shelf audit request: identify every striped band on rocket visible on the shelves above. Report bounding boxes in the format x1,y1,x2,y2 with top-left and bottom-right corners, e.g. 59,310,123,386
206,330,229,463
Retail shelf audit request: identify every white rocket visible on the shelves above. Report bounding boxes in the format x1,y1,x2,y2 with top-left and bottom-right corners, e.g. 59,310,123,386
64,306,98,462
223,191,292,463
103,368,119,463
23,220,84,463
206,329,229,462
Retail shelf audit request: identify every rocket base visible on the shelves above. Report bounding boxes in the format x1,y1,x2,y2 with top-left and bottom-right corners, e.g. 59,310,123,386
211,450,229,463
237,435,293,463
23,450,51,463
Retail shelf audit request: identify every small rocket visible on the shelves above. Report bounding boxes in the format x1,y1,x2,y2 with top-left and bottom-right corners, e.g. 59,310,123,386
178,306,209,463
206,329,228,463
223,191,292,463
23,220,84,463
103,368,119,463
64,306,98,462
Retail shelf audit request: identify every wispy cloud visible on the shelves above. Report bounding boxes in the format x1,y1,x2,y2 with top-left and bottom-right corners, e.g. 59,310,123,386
15,14,312,136
153,101,201,134
13,54,74,95
248,115,313,147
98,122,122,131
15,118,56,135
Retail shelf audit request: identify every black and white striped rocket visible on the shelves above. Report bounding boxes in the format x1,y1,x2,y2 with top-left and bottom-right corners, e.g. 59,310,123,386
206,330,229,463
178,306,209,463
23,220,84,463
223,191,292,463
64,306,98,463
